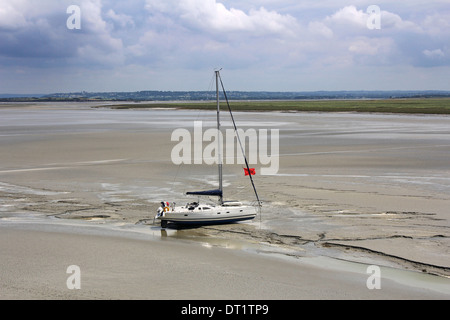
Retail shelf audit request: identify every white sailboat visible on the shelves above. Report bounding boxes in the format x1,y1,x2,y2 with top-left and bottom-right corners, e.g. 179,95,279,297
155,70,261,228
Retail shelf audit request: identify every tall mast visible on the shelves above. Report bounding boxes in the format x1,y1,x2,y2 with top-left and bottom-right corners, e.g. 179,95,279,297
216,70,223,205
217,71,262,210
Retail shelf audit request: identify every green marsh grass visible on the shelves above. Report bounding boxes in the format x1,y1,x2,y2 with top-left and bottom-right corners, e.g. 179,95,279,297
102,98,450,115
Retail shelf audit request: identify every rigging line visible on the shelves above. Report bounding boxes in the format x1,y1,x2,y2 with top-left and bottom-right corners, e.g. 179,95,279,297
217,72,262,214
207,72,216,99
171,163,183,194
195,75,213,122
228,186,252,203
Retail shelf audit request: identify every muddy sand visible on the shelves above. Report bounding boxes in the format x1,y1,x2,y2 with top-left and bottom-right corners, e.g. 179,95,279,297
0,103,449,299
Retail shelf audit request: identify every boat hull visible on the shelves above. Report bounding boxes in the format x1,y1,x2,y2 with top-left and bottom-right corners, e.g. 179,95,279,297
160,213,256,226
156,205,257,226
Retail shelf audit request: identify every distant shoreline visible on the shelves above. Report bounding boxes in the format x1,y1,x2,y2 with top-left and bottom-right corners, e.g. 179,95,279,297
1,97,450,114
2,89,450,101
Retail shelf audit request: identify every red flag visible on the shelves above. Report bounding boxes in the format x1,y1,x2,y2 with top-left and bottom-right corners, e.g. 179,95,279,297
244,168,256,176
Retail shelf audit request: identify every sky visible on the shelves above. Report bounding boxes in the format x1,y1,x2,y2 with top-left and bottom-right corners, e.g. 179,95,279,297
0,0,449,94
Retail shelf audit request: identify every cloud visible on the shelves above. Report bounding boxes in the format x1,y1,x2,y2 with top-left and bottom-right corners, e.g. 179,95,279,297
326,5,368,29
76,0,125,65
303,5,450,69
421,48,449,67
323,5,423,34
0,1,28,30
1,0,450,93
381,10,422,33
423,49,445,58
307,21,333,38
106,9,135,28
0,0,125,67
145,0,299,37
130,0,305,71
422,12,450,36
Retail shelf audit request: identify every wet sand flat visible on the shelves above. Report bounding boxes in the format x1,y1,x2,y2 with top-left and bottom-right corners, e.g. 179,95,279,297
1,225,448,300
0,103,449,299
